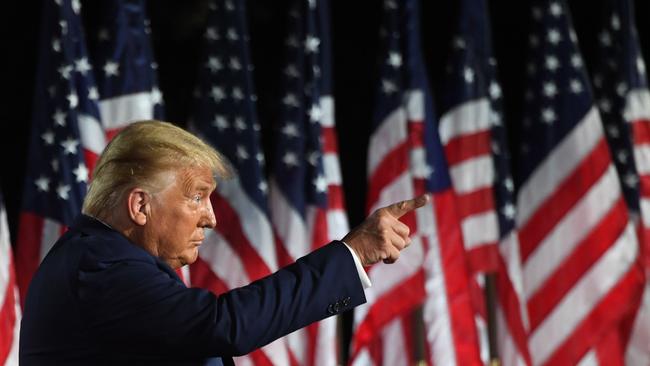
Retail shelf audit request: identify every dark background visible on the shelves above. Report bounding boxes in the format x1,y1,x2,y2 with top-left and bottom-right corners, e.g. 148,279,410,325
2,0,650,360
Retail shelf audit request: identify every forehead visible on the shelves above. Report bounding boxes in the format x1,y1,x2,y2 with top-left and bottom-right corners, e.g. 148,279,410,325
177,166,217,191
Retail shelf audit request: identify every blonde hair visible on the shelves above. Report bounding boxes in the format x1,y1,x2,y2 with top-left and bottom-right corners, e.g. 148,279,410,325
82,120,231,219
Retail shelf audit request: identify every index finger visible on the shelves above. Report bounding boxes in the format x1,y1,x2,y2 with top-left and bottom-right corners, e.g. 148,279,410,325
385,194,430,219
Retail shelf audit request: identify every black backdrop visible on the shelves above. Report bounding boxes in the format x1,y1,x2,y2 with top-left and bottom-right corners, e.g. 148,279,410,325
3,0,650,361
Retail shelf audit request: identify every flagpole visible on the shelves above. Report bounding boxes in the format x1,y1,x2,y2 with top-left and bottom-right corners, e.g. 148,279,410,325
484,273,501,366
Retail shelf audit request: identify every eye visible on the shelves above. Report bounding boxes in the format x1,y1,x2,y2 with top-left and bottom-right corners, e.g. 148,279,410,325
193,194,202,203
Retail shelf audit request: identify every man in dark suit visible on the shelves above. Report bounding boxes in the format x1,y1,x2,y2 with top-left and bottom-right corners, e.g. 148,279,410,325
19,121,428,365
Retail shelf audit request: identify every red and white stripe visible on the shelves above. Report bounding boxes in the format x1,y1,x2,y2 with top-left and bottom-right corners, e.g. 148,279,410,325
1,202,20,366
190,174,289,366
269,95,347,366
352,90,482,365
517,107,642,365
98,89,162,140
439,99,499,274
624,88,650,365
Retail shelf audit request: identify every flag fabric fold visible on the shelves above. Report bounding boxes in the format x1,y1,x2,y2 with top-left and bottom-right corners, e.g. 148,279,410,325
268,0,348,364
0,194,20,366
15,0,103,305
188,1,290,365
350,0,481,365
515,1,644,364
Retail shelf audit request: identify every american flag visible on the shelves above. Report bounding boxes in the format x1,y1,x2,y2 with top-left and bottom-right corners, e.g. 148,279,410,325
268,0,347,365
15,0,104,305
0,193,20,365
88,0,164,140
187,0,291,364
515,1,644,364
437,0,530,364
350,0,481,364
86,0,173,280
590,0,650,363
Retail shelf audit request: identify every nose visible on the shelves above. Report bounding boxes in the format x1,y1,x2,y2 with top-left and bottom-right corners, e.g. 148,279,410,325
201,199,217,229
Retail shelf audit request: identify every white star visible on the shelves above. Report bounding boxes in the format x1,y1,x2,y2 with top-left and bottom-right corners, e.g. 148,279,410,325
599,98,612,113
489,82,502,99
570,79,583,93
236,145,249,160
51,159,59,172
382,79,397,94
308,151,320,166
285,64,300,78
545,55,560,71
151,87,162,105
73,163,89,183
607,125,620,138
309,104,322,122
41,130,55,145
453,37,466,49
283,152,299,167
59,20,68,35
283,93,300,107
313,175,328,193
232,87,244,101
58,64,73,79
547,28,561,45
308,0,316,9
571,54,583,68
624,172,639,188
67,92,78,108
504,177,514,192
637,57,646,75
212,115,229,130
599,31,612,47
75,57,92,75
617,150,628,163
211,87,226,102
206,57,222,73
502,203,516,220
48,85,57,98
616,82,628,97
88,86,99,101
56,184,71,200
225,0,235,11
549,2,562,17
569,30,578,43
35,176,50,192
305,35,320,53
282,123,299,138
53,109,66,126
52,38,61,52
258,181,268,194
312,65,321,77
234,117,247,131
531,7,543,20
256,152,265,164
541,107,556,124
543,82,558,98
61,137,79,155
611,15,620,30
226,28,239,41
205,27,219,41
229,57,242,70
387,52,402,68
71,0,81,14
492,141,501,154
463,67,474,83
104,61,119,77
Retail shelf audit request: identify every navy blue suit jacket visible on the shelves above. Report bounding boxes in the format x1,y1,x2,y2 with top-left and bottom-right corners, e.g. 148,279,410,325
20,215,366,365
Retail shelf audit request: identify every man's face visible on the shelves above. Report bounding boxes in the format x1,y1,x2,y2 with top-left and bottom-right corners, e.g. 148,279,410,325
145,166,217,269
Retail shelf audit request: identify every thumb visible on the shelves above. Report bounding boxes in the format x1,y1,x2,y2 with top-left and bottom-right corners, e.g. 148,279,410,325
384,194,430,219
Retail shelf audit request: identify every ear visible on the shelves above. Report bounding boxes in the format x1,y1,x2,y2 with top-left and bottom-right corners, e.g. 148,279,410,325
127,188,151,226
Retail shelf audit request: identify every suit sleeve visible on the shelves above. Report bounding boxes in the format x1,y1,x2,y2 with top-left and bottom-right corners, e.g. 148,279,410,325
77,240,366,360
